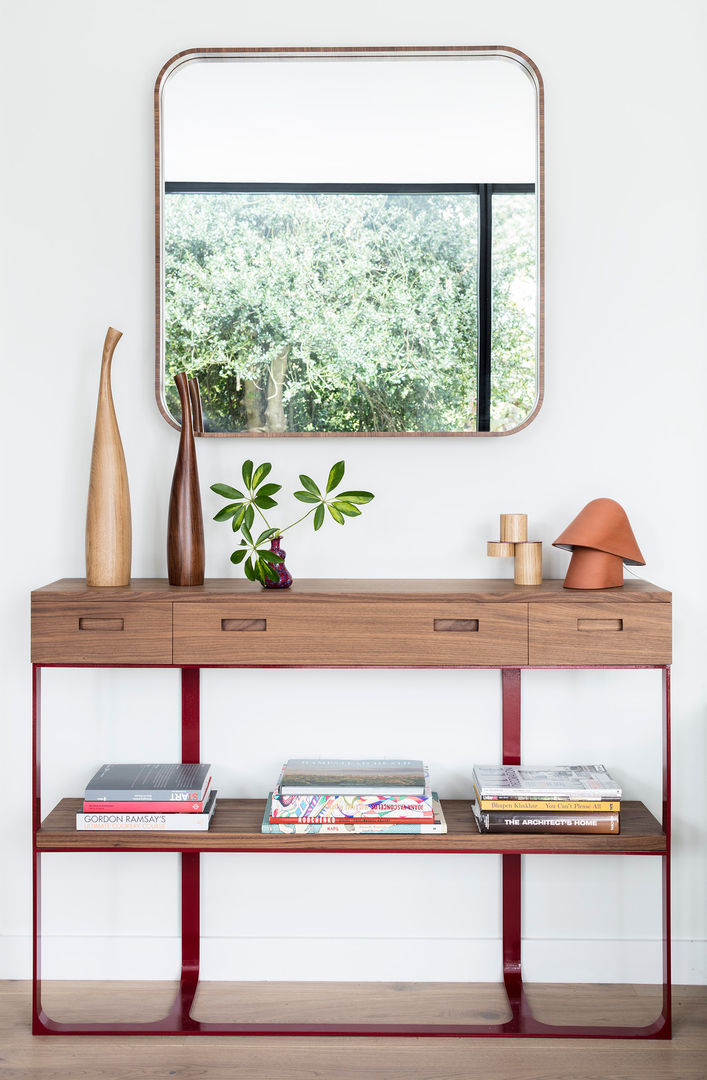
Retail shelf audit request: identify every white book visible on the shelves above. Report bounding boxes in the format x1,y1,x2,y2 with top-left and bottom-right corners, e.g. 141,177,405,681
76,790,217,831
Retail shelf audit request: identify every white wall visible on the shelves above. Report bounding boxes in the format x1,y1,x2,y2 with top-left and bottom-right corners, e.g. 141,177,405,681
1,0,706,987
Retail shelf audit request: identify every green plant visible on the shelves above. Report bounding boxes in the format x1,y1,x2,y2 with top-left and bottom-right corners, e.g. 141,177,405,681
210,460,374,583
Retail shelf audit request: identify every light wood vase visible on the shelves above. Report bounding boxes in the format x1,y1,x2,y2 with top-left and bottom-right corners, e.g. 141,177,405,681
85,327,132,586
167,371,205,586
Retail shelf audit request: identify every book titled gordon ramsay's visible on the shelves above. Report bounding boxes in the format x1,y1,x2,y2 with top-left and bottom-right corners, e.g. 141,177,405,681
84,763,212,802
276,759,427,796
76,791,218,831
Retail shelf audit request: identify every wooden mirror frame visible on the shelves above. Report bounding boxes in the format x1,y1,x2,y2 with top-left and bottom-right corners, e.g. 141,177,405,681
154,45,544,437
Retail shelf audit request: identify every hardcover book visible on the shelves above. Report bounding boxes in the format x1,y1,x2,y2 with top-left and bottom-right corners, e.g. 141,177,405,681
83,777,212,813
76,790,218,831
472,764,622,801
262,793,447,834
84,763,212,802
472,799,619,834
269,790,434,822
472,784,620,813
276,758,427,796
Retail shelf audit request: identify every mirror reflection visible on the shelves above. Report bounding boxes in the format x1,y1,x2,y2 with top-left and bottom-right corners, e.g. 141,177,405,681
156,49,543,435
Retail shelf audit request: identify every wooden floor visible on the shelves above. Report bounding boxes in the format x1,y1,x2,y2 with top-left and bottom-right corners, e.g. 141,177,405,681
2,981,706,1079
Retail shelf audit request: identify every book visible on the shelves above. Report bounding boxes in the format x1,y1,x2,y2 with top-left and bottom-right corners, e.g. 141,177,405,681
76,790,218,831
269,791,435,822
262,793,447,834
472,799,619,834
276,759,427,796
84,763,212,802
472,783,620,813
472,764,622,801
83,777,210,812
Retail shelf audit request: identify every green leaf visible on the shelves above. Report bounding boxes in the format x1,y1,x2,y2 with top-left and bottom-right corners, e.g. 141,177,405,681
313,504,325,531
241,522,253,546
255,527,279,545
331,500,361,517
299,474,322,497
255,483,281,499
211,483,245,500
230,548,248,564
326,460,345,493
254,495,278,509
253,558,266,584
231,505,246,532
252,462,272,489
294,490,321,504
257,549,284,564
242,460,254,490
327,504,345,525
244,505,255,531
337,490,375,504
213,503,242,522
259,558,279,583
243,556,255,581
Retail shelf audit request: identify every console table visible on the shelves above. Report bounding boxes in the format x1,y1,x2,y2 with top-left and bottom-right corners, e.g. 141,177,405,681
30,577,672,1038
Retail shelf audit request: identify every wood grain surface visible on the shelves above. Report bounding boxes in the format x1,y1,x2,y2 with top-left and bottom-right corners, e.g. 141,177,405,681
4,982,706,1077
172,600,529,666
37,798,665,853
529,601,672,665
31,577,672,603
85,327,132,586
31,600,172,664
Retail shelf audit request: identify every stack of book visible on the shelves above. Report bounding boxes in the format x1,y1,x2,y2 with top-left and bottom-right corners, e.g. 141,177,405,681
76,763,217,831
471,764,622,834
262,758,447,835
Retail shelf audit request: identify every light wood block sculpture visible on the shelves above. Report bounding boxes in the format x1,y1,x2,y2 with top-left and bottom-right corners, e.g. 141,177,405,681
488,514,542,585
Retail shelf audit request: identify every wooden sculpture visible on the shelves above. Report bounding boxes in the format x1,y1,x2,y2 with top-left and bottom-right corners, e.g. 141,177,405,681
553,498,645,588
487,513,542,585
188,376,204,434
167,371,205,586
85,327,132,586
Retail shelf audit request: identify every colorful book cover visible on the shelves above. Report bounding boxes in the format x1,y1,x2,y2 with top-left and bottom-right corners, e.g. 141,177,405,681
262,793,447,834
472,764,622,800
270,791,435,822
76,791,218,831
277,759,427,796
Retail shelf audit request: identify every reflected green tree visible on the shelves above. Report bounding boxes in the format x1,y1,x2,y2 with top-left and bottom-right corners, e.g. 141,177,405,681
164,192,534,433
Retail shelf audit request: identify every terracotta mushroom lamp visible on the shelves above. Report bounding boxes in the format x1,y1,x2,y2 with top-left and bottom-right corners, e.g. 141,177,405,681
552,498,645,589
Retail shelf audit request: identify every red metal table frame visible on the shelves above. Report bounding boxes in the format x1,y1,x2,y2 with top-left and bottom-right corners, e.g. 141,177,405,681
32,663,671,1038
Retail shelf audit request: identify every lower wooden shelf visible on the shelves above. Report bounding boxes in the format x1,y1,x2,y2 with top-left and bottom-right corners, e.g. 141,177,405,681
37,798,666,854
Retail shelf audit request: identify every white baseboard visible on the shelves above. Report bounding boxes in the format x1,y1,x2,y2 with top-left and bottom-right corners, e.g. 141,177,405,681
2,936,705,983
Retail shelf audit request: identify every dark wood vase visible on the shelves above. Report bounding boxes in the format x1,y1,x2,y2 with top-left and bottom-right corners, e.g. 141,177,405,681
167,371,205,586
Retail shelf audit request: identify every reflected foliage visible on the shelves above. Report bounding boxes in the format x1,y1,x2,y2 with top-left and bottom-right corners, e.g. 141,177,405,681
164,192,534,433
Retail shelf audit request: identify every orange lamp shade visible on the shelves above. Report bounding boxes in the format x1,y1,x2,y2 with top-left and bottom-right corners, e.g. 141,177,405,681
552,498,645,589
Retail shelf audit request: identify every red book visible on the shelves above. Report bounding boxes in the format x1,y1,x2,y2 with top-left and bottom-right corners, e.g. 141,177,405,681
83,798,207,813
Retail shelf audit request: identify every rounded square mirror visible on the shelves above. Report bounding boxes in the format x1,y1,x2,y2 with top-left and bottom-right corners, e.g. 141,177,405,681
155,47,544,436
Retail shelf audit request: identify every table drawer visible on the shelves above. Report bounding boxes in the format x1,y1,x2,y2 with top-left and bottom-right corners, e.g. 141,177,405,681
529,602,671,665
173,601,528,666
31,601,172,664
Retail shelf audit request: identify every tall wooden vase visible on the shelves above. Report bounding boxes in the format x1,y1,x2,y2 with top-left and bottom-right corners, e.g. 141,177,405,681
167,371,205,586
85,327,132,586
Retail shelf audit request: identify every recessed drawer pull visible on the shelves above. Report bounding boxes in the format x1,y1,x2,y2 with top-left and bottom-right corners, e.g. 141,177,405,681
221,618,267,632
78,617,124,632
577,618,623,632
433,618,479,632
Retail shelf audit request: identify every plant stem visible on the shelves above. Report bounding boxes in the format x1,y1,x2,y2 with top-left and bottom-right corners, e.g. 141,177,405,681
277,507,316,536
